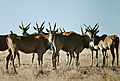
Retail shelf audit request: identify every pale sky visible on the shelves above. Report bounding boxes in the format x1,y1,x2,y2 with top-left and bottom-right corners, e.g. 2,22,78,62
0,0,120,37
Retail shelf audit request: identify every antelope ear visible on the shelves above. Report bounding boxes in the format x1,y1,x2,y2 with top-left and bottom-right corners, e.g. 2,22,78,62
41,26,45,31
83,24,88,28
46,28,50,32
33,26,37,30
55,29,58,32
83,24,90,31
10,31,13,34
85,28,88,32
19,25,23,29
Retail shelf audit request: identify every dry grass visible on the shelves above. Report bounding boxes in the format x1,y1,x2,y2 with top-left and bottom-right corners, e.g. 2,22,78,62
0,46,120,81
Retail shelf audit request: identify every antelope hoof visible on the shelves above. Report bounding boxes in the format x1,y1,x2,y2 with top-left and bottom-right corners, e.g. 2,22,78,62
14,71,18,74
96,64,98,67
66,62,68,65
106,64,108,67
102,65,105,68
19,64,20,67
75,63,79,68
40,70,44,75
75,65,78,70
5,70,9,74
77,63,80,66
75,62,79,66
112,65,114,68
57,63,59,66
37,70,43,76
52,67,57,70
68,63,71,66
90,65,93,67
117,65,119,68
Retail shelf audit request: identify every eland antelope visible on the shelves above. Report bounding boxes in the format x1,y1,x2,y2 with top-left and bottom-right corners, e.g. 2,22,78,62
19,21,45,63
6,32,51,74
84,23,119,67
83,23,107,67
0,33,20,71
98,35,119,67
47,23,75,66
59,28,75,65
48,23,93,69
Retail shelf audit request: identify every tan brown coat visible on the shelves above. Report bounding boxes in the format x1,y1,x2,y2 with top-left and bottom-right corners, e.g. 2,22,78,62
6,34,51,74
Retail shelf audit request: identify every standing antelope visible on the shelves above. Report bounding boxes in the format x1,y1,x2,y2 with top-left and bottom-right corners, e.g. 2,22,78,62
83,23,107,67
84,24,119,67
19,21,45,63
47,23,75,66
59,28,75,65
48,23,95,69
6,32,51,74
0,34,20,71
98,35,119,67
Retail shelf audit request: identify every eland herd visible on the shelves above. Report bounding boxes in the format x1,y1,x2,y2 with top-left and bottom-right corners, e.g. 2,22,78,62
0,21,119,75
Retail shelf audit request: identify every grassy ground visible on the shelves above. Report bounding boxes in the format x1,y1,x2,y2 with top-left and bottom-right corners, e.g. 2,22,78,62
0,47,120,81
